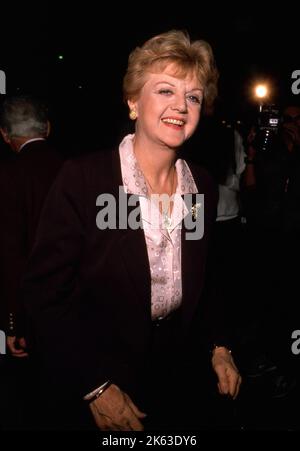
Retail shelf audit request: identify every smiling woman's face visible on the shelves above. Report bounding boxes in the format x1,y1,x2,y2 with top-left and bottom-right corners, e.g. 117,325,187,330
128,63,203,150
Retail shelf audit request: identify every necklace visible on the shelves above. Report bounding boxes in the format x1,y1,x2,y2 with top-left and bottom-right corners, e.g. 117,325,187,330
143,167,177,230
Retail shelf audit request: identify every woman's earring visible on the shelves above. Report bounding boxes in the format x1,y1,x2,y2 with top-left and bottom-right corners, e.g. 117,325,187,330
129,110,137,120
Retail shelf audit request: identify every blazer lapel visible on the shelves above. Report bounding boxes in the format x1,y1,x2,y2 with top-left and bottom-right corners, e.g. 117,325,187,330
111,150,152,319
181,195,203,325
109,150,211,327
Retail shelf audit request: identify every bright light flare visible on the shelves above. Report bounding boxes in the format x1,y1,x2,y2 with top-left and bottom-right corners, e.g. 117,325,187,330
255,84,268,99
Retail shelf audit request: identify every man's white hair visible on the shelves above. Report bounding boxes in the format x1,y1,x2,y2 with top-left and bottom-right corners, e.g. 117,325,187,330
0,95,48,138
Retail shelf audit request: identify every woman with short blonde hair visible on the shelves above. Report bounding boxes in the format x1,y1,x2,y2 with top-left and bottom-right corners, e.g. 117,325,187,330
23,29,241,431
123,29,219,113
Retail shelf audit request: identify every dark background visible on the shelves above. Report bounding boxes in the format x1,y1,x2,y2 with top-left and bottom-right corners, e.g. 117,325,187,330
0,3,299,431
0,3,299,153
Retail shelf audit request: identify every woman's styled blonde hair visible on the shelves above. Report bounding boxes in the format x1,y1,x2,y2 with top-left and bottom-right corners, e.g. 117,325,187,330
123,30,219,114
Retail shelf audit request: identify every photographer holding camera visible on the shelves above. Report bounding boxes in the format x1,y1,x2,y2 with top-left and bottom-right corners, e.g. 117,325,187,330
242,101,300,393
244,102,300,227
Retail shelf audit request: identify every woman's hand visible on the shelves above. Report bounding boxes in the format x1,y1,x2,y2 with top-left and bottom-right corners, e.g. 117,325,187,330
89,383,147,431
212,346,242,399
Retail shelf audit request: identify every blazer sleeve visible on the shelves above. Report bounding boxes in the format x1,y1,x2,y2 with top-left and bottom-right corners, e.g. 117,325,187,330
203,184,235,352
22,159,109,398
192,167,234,352
202,236,235,352
0,162,26,335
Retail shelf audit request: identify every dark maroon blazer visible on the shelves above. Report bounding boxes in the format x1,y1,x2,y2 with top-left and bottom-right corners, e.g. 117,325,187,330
22,148,229,400
0,140,63,334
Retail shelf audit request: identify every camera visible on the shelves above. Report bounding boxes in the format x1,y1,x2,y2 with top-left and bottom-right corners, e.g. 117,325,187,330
254,104,281,152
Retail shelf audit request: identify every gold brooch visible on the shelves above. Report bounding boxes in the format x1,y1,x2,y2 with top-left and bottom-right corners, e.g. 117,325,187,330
191,203,201,220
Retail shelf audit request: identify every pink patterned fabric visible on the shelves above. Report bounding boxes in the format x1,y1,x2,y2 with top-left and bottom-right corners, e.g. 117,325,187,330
119,134,198,320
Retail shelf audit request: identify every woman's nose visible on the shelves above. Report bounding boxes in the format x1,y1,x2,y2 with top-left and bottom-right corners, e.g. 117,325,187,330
171,96,187,113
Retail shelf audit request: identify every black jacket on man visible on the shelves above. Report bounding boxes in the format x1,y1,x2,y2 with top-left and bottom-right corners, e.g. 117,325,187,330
0,139,63,335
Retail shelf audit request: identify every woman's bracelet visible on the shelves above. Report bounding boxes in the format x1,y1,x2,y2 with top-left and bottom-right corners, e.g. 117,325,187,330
212,345,232,355
84,380,112,403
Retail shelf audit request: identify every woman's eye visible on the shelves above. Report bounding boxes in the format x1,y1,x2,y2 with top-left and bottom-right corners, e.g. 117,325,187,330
187,95,201,104
158,89,173,96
